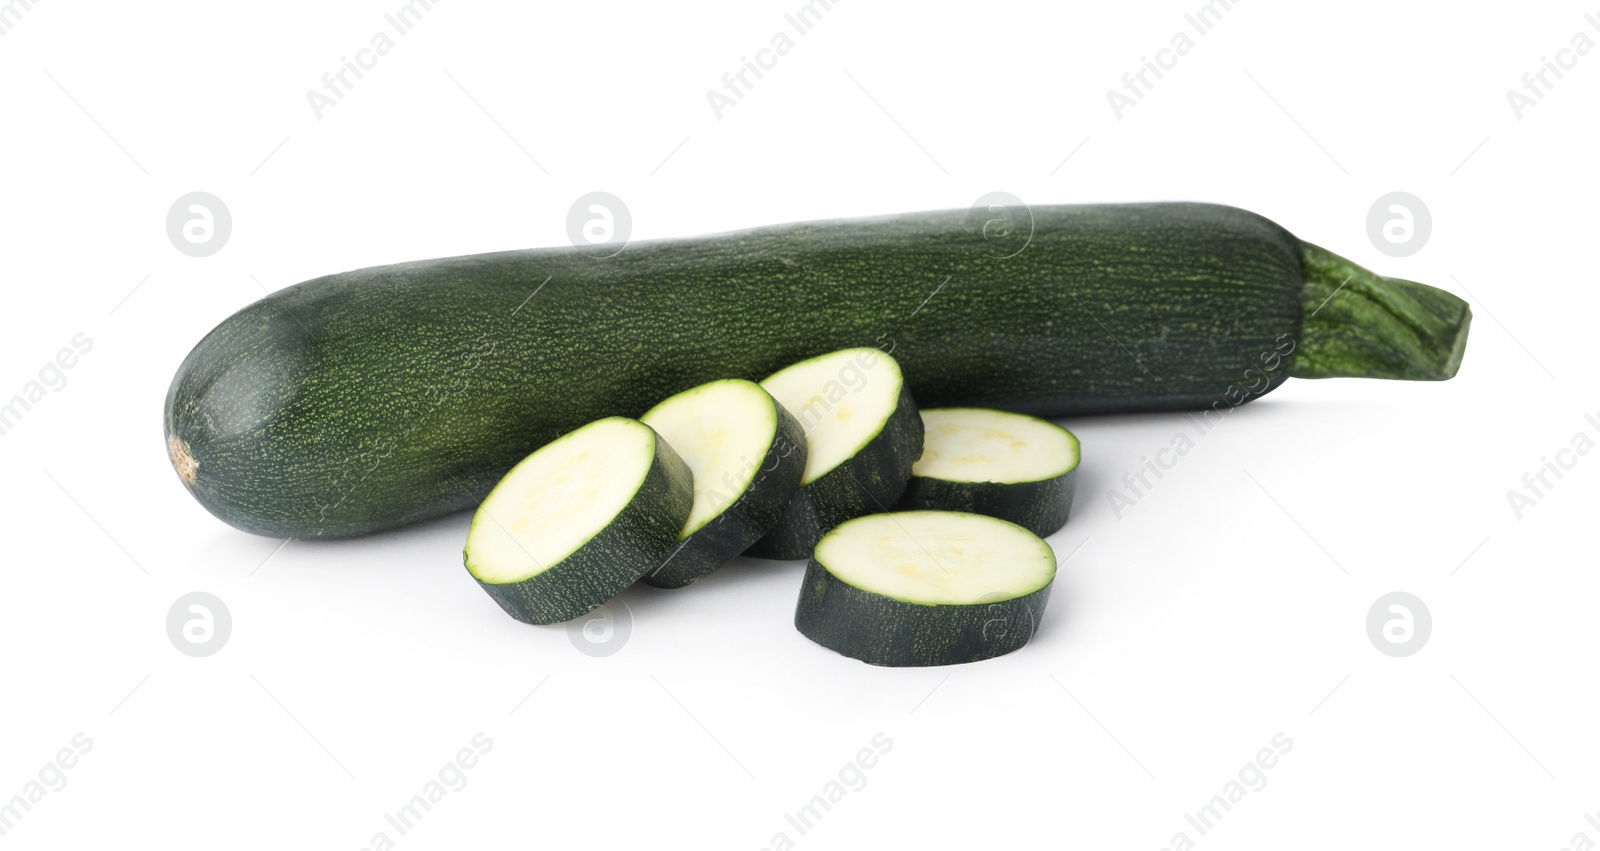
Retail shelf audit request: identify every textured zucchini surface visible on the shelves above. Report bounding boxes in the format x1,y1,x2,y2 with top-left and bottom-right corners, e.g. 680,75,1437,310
165,203,1470,538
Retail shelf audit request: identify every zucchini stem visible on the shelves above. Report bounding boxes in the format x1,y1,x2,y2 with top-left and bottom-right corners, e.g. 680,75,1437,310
1293,243,1472,381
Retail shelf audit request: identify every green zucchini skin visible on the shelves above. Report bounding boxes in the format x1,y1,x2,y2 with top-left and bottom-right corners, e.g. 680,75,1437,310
794,560,1053,667
895,471,1077,539
164,203,1471,538
744,381,923,560
470,425,693,625
642,401,808,588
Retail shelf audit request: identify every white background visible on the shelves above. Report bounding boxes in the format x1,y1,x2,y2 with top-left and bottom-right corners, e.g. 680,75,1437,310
1,1,1595,848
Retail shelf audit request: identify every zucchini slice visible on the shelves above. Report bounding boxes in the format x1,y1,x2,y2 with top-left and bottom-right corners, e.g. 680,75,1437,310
464,417,692,624
895,408,1080,537
638,379,808,588
795,511,1056,667
746,348,923,560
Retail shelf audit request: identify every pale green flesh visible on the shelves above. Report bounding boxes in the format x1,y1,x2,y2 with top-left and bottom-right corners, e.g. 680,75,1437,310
640,379,777,537
814,511,1057,606
913,408,1080,484
465,417,654,584
760,347,903,485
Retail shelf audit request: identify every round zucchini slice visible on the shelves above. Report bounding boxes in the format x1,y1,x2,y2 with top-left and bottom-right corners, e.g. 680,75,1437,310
894,408,1080,537
746,347,923,560
464,417,693,624
795,511,1057,667
638,379,808,588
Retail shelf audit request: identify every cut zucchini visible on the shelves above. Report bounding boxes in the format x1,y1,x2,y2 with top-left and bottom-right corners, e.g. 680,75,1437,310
895,408,1080,537
795,511,1057,666
464,417,692,624
746,348,923,560
637,379,807,588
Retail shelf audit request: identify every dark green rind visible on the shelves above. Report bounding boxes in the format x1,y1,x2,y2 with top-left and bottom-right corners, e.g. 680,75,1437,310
895,468,1077,539
642,400,808,588
468,425,693,625
165,203,1468,539
794,560,1053,667
1293,243,1472,380
745,381,923,561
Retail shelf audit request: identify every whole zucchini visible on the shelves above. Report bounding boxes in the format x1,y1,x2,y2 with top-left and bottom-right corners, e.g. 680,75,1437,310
164,203,1471,538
